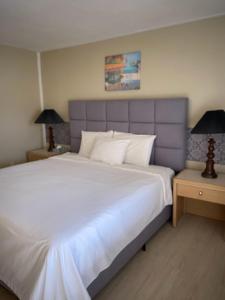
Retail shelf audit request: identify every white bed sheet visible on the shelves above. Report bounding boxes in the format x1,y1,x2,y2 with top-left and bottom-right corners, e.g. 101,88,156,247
0,153,173,300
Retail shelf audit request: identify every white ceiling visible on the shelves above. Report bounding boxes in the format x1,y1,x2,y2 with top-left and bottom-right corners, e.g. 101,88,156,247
0,0,225,52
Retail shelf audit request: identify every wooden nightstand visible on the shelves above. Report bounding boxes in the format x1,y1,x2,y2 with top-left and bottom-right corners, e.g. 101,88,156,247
173,169,225,227
27,148,65,162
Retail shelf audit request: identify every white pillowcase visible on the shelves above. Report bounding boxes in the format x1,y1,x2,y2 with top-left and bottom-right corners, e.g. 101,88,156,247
90,137,130,165
113,131,156,167
79,130,113,157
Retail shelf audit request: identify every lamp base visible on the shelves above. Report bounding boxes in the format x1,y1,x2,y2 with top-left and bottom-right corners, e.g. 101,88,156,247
48,145,55,152
201,138,217,179
48,126,55,152
201,169,217,179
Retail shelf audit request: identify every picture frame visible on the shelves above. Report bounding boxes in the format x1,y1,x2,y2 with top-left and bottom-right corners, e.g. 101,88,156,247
105,51,141,91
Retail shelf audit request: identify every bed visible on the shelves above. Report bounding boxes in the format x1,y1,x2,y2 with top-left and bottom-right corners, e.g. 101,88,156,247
0,98,187,300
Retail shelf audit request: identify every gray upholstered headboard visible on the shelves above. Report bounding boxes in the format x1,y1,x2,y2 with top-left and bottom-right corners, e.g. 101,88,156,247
69,98,188,171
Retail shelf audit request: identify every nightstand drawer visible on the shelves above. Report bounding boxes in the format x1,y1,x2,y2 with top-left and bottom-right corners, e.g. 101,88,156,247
177,184,225,205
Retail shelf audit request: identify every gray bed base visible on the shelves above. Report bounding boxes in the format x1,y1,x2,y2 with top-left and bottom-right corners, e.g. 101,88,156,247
88,205,172,298
69,98,187,298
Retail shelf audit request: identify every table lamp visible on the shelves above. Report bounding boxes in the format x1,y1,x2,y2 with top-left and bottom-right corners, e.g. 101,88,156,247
191,110,225,178
35,109,64,152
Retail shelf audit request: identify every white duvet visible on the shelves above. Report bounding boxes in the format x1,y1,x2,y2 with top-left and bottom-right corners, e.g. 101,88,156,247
0,153,173,300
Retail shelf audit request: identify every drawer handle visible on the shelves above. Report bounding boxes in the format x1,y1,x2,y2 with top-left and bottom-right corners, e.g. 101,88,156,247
199,191,203,196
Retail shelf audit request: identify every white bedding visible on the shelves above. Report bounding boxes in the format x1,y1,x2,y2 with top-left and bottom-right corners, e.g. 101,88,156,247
0,153,173,300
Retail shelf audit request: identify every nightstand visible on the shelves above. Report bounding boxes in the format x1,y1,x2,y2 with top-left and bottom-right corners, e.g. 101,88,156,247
27,148,65,162
173,169,225,227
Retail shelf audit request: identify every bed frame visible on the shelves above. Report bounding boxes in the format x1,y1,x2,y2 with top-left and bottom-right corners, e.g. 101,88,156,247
69,98,188,298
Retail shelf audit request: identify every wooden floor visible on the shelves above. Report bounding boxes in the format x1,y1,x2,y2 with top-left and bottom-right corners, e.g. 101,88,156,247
1,215,225,300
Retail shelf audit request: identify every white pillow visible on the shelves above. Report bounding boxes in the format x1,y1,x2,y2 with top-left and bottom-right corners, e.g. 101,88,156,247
90,137,130,165
79,130,113,157
113,131,156,167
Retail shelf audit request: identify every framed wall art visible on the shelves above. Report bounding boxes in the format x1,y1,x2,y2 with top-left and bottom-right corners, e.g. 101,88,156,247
105,51,141,91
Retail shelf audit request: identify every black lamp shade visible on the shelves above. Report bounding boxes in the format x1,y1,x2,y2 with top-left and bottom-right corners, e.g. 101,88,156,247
191,110,225,134
35,109,64,124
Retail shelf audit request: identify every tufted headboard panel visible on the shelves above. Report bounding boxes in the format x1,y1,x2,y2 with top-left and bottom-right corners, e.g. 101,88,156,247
69,98,188,171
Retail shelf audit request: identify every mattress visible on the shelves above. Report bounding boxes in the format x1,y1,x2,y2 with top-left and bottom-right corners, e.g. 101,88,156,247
0,153,173,300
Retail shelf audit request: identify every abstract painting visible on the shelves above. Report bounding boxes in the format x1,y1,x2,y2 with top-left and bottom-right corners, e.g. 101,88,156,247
105,51,141,91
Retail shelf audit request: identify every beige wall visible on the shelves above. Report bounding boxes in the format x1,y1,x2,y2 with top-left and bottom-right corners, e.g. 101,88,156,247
0,45,42,167
42,16,225,126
